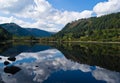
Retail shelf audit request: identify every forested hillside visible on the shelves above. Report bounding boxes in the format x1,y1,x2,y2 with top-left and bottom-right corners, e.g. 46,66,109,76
54,12,120,41
25,28,52,37
0,23,32,37
0,23,52,37
0,26,12,41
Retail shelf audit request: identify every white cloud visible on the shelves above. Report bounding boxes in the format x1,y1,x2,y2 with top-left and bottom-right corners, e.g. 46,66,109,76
0,0,34,13
0,0,93,32
34,0,52,13
93,0,120,17
50,10,93,25
0,16,33,27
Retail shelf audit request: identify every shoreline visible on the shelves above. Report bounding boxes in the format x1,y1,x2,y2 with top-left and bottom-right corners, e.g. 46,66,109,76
1,40,120,44
48,41,120,44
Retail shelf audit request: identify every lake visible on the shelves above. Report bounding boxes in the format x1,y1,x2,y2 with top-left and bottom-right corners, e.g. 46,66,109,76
0,43,120,83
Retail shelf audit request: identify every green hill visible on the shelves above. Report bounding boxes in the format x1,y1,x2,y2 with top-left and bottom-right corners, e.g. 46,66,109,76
0,23,32,37
0,26,12,41
0,23,53,38
54,12,120,42
25,28,52,37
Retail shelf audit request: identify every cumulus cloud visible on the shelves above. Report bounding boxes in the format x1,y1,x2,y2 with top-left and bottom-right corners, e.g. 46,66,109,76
0,16,38,30
34,0,52,13
0,0,93,32
93,0,120,16
0,0,34,13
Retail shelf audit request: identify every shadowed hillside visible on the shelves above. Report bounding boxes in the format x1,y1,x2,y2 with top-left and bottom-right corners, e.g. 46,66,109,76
0,26,12,41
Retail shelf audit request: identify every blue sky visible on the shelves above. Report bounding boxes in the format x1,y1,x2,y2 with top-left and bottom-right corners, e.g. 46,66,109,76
48,0,107,12
0,0,119,32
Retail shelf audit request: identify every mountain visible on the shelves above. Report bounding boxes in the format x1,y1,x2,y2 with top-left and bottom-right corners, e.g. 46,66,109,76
0,23,32,37
0,23,52,37
54,12,120,41
25,28,52,37
0,26,12,41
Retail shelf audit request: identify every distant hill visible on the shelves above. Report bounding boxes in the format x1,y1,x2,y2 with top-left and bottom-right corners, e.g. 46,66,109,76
0,26,12,41
25,28,52,37
54,12,120,41
0,23,32,37
0,23,52,37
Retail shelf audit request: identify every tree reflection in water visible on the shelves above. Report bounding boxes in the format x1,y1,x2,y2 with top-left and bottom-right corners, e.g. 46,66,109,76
0,43,119,83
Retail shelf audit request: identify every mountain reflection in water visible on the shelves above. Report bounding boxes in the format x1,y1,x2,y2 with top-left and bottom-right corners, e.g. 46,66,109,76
55,43,120,72
0,43,119,83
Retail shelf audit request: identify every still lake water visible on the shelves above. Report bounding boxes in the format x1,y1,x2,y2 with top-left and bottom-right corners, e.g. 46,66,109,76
0,43,120,83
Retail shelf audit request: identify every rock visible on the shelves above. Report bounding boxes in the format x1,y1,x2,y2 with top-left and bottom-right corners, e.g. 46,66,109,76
35,66,39,67
8,57,16,61
4,66,21,75
4,61,10,65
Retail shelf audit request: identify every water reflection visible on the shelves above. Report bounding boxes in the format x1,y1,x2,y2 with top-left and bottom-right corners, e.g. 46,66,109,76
0,43,51,57
55,43,120,72
0,43,119,83
92,67,120,83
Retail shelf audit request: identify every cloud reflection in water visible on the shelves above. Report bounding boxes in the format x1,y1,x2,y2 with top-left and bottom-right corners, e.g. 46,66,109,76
0,49,119,83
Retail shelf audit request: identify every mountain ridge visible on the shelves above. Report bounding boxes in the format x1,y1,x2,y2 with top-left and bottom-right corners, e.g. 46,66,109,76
0,23,52,37
25,28,52,37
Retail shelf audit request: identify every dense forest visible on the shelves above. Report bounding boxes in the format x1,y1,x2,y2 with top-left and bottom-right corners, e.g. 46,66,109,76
0,26,12,41
54,12,120,42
